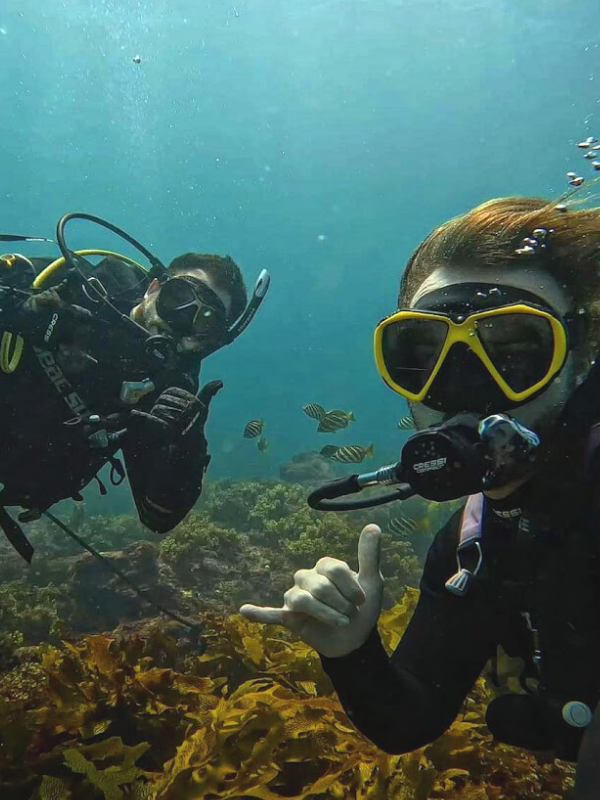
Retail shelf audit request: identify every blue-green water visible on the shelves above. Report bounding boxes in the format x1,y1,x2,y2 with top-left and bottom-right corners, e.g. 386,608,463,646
0,0,598,514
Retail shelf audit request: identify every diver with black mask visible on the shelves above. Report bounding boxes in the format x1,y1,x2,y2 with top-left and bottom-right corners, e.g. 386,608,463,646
240,192,600,790
0,213,269,559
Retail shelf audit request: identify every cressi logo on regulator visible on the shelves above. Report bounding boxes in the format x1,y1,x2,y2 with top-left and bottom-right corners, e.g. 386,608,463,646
412,457,447,474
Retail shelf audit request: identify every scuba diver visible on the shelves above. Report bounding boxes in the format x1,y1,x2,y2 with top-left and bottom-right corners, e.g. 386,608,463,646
0,213,269,561
240,194,600,789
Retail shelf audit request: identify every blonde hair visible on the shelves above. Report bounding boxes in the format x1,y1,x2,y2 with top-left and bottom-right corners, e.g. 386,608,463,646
400,197,600,342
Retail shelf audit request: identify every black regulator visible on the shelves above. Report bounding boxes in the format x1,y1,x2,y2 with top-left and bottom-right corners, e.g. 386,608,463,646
307,412,541,511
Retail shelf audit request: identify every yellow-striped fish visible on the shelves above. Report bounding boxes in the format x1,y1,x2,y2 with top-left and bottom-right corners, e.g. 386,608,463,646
319,445,340,459
320,444,374,463
329,409,355,421
388,515,419,537
244,419,264,438
398,415,415,430
317,410,355,433
303,403,326,421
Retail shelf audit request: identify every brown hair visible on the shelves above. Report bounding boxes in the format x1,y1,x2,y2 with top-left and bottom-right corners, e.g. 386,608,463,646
167,253,247,324
399,197,600,343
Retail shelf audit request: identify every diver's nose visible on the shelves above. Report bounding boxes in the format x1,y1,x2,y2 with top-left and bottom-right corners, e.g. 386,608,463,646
423,343,508,414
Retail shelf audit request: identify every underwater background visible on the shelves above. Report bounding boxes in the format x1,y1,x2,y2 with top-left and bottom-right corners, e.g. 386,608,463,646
2,0,599,506
0,0,598,798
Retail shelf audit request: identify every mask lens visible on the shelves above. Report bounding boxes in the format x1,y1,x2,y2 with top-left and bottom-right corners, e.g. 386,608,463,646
381,317,449,394
157,277,226,336
476,313,556,393
161,278,196,309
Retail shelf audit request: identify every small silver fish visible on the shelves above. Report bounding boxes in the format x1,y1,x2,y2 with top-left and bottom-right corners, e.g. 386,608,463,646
244,419,264,438
257,436,268,452
593,162,600,171
132,54,142,64
569,176,585,187
567,171,578,178
577,142,592,149
398,415,416,430
303,403,326,421
388,515,419,537
556,203,568,212
321,444,374,463
584,152,596,160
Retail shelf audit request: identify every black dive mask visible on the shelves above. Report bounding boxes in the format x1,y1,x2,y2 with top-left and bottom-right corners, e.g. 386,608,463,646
156,275,228,338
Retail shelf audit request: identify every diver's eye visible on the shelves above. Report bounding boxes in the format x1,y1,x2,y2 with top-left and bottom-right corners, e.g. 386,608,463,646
493,341,541,355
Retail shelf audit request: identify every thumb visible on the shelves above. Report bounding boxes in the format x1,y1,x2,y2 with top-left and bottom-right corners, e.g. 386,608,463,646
197,380,224,409
239,603,286,626
356,524,382,583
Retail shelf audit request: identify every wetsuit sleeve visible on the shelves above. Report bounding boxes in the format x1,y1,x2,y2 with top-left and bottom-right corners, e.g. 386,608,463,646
319,510,498,754
121,374,210,534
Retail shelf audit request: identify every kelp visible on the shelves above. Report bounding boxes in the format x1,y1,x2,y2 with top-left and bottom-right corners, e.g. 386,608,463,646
62,739,149,800
0,481,578,797
0,590,576,800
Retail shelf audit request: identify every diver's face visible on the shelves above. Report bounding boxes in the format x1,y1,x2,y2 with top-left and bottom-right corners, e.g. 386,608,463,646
406,264,583,438
132,269,232,353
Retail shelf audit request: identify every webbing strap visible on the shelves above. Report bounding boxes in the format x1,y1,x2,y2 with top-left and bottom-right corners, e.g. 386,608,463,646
459,492,485,545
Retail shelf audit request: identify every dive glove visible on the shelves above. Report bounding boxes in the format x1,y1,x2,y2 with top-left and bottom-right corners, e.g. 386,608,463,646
133,382,223,445
17,287,94,346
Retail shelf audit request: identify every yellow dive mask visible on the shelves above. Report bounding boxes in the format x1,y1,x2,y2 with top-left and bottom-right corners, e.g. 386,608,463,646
374,284,575,405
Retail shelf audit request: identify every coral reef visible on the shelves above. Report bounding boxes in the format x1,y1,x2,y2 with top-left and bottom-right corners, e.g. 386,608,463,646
0,479,576,799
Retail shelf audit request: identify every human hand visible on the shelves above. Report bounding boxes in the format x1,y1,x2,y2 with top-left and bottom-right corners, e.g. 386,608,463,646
134,382,223,443
239,524,384,658
25,288,92,320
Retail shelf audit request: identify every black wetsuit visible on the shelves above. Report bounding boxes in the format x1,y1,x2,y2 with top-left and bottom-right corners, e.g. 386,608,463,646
320,454,600,763
0,257,210,534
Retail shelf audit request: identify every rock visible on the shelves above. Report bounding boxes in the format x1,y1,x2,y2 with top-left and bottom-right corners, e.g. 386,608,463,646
279,451,338,484
69,541,186,633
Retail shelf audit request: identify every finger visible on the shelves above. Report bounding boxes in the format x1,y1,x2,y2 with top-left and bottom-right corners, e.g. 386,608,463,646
153,408,180,423
296,570,360,616
69,304,93,320
197,380,224,407
285,586,350,627
239,604,286,625
130,409,170,428
315,558,366,606
157,395,190,412
162,386,193,400
357,525,382,583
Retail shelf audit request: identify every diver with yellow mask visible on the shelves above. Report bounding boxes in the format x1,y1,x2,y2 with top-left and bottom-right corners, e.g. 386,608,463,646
0,212,269,560
241,192,600,793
